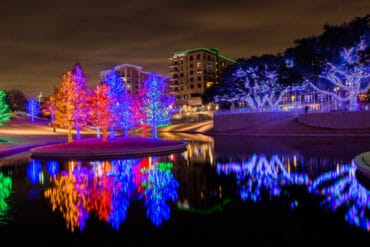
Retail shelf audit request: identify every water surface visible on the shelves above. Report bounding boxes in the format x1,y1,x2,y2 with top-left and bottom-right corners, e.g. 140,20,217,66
0,134,369,246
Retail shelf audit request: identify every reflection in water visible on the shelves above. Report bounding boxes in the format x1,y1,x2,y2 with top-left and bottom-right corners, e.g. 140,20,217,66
42,156,178,232
142,157,179,227
216,154,310,204
46,160,59,178
0,172,12,224
308,161,370,232
109,159,139,230
27,159,43,185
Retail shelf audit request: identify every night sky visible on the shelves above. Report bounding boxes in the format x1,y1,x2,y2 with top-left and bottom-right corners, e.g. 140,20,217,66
0,0,369,97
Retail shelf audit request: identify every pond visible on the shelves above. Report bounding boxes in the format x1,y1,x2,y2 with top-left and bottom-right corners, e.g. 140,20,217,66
0,133,369,246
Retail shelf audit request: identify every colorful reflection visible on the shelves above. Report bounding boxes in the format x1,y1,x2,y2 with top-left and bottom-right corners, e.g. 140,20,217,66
141,158,179,227
0,172,12,223
42,156,178,232
217,154,310,204
308,161,370,232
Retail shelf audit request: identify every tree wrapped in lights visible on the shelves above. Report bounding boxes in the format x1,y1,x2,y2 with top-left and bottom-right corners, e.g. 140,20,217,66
139,73,175,139
90,84,113,142
132,87,150,137
307,38,370,111
26,97,40,122
227,65,299,112
103,68,134,137
215,56,303,112
54,70,78,142
70,63,89,139
53,63,89,142
0,90,10,126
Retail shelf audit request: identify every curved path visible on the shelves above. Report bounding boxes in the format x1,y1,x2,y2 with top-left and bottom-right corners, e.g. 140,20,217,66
30,137,187,160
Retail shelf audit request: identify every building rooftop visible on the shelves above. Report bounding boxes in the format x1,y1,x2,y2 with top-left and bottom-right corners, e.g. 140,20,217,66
172,48,236,63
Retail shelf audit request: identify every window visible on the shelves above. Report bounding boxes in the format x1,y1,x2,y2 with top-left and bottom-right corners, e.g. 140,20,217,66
190,84,194,89
190,77,194,82
190,70,194,75
197,83,202,88
197,54,201,60
189,56,193,61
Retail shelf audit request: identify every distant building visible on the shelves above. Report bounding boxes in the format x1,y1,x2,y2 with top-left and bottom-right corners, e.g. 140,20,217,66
100,63,167,95
168,48,236,112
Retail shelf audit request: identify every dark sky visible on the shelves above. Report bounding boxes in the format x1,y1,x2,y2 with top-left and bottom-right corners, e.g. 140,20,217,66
0,0,369,97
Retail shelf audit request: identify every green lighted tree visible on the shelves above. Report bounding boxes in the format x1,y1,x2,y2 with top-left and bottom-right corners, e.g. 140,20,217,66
0,90,10,126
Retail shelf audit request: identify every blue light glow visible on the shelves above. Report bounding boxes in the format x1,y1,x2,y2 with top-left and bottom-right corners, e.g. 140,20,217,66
308,162,370,232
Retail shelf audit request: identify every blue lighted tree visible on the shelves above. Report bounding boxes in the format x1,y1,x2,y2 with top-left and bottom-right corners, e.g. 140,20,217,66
0,90,10,126
103,68,134,137
307,38,370,111
139,73,175,139
26,97,40,122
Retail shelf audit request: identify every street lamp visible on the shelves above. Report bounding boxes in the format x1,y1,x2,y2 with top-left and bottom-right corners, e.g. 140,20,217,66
37,92,42,105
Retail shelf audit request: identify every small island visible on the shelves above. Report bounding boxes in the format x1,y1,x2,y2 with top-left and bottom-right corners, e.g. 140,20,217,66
30,136,187,160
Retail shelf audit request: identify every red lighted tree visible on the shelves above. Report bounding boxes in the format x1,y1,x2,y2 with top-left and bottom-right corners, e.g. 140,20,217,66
132,87,149,137
89,84,113,142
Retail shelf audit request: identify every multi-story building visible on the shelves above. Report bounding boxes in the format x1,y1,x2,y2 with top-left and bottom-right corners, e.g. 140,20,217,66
168,48,236,112
100,63,167,95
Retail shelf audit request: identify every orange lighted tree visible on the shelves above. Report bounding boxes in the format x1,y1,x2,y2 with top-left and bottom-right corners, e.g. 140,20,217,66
54,70,78,142
53,63,89,142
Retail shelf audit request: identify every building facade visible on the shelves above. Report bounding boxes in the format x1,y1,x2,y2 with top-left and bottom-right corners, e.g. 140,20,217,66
168,48,236,112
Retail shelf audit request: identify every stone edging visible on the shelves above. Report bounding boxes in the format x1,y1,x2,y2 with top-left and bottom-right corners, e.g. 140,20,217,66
353,151,370,178
30,141,188,160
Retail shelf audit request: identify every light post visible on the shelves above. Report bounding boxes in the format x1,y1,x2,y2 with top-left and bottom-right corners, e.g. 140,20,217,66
37,92,42,106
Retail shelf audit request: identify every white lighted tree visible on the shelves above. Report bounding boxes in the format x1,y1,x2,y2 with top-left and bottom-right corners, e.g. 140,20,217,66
307,39,370,111
227,65,300,112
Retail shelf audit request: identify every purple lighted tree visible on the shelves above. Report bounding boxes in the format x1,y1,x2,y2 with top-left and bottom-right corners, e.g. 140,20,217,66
139,73,175,139
307,38,370,111
26,97,40,122
71,63,89,140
